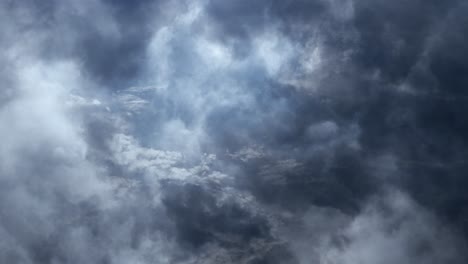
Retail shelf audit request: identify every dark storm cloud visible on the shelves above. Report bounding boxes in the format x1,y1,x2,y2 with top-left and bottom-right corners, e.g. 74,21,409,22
2,0,468,263
73,0,158,88
202,0,468,258
345,0,468,239
5,0,176,89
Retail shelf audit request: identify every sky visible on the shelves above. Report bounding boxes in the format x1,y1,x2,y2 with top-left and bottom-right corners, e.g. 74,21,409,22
1,0,468,263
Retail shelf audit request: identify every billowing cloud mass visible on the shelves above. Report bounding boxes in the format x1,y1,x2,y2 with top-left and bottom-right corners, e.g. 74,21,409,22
1,0,468,263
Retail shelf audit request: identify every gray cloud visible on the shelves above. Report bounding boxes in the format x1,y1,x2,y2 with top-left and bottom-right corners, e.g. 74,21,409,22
1,0,468,263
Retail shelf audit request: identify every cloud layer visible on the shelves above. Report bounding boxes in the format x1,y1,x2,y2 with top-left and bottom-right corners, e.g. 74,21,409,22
1,0,468,263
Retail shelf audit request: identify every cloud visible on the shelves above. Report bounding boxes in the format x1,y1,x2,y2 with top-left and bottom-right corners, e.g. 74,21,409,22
319,190,466,264
277,189,467,264
1,0,468,263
